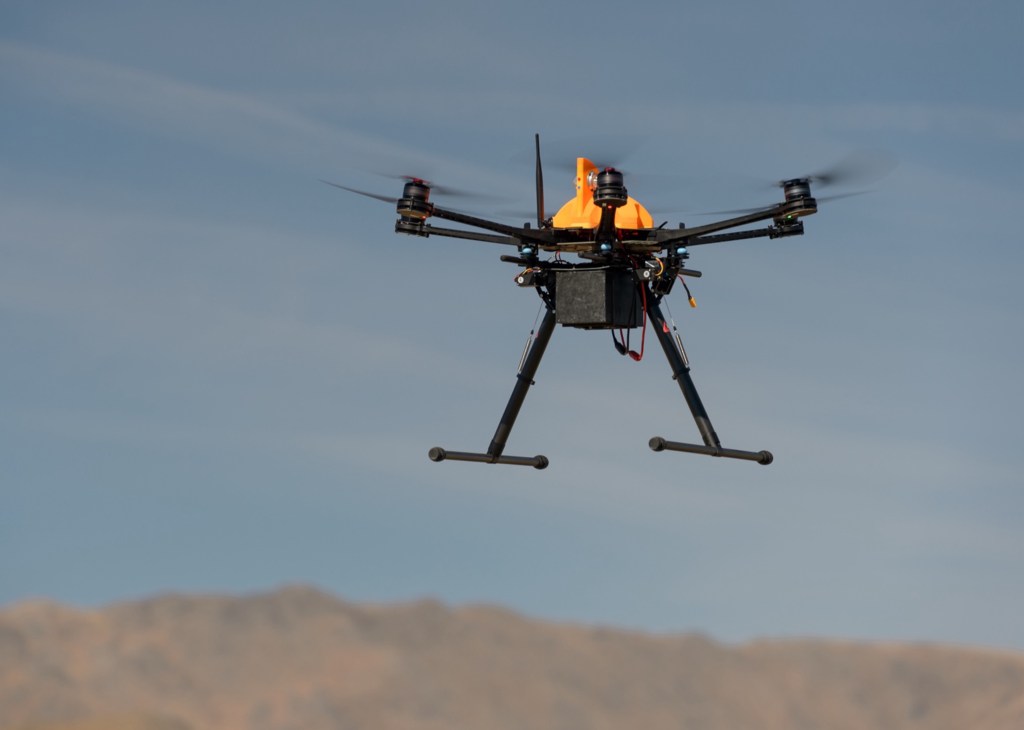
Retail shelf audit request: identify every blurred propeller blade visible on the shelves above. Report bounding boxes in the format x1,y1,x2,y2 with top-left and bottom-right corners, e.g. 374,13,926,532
697,190,870,217
320,180,396,204
816,190,869,203
782,150,897,189
697,204,775,216
512,133,648,174
696,151,895,216
372,172,499,201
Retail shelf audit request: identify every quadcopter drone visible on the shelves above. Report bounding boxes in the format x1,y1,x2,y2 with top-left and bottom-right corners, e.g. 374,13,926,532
328,135,876,469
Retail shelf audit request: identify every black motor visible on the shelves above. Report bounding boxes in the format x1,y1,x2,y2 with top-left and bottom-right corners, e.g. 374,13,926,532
592,168,628,208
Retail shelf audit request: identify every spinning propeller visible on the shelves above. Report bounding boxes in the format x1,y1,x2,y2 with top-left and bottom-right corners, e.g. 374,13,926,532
701,150,896,216
321,172,501,206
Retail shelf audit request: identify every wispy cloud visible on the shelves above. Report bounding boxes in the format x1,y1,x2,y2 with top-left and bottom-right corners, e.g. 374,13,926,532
0,41,505,185
0,194,514,462
287,86,1024,146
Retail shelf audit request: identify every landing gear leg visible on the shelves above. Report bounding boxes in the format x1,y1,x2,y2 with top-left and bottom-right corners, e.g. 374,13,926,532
429,305,556,469
645,288,773,465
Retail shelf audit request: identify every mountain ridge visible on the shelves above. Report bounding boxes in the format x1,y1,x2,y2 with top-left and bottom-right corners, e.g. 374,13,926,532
3,585,1023,730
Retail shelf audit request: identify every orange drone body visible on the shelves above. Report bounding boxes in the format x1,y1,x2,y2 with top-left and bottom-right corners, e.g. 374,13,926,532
551,157,654,229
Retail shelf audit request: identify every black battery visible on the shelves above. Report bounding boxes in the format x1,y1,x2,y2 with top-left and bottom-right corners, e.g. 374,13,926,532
554,268,643,329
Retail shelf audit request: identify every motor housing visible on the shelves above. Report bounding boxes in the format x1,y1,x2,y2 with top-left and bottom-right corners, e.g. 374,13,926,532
592,168,628,208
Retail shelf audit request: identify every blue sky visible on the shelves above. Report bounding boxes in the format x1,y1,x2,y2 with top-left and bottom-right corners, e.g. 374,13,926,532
2,1,1023,650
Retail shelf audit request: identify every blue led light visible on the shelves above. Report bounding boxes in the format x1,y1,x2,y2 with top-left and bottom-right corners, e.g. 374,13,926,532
599,243,612,252
676,246,688,255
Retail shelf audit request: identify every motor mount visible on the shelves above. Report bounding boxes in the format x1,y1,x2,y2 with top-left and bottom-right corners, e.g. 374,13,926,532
395,216,427,235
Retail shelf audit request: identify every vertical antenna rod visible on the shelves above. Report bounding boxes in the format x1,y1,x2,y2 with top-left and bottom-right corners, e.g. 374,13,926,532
535,133,546,229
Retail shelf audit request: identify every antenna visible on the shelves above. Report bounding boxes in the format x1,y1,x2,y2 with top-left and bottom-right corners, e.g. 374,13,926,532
534,133,546,229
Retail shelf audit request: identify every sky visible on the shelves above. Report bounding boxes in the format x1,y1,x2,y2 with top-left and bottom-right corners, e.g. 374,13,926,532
2,1,1023,651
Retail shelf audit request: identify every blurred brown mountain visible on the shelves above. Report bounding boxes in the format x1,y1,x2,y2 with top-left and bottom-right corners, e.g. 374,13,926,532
2,585,1022,730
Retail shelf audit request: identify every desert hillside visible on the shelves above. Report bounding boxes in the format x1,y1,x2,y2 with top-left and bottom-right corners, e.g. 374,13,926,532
2,586,1023,730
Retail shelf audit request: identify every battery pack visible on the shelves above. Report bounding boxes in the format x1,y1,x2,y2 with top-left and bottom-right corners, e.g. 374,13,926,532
554,268,642,329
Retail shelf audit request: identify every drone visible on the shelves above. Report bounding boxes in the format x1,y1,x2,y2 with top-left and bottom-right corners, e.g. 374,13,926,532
328,135,880,469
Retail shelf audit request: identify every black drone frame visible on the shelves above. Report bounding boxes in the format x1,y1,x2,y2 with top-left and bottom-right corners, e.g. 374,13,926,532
334,135,824,469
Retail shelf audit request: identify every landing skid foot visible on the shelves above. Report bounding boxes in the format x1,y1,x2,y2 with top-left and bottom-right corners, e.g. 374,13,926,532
429,447,549,470
649,437,773,465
